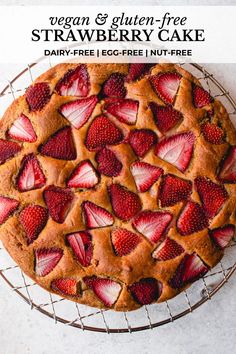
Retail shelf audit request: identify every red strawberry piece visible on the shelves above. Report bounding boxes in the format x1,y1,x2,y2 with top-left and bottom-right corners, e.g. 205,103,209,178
0,196,19,225
81,201,114,229
152,237,184,261
128,129,157,157
210,224,235,249
39,126,76,160
194,176,228,219
169,253,208,289
126,63,154,82
149,72,181,105
102,73,127,98
155,132,195,172
51,278,78,296
67,231,93,267
103,98,139,125
26,82,51,111
0,139,21,164
19,205,48,244
43,185,74,224
85,115,123,151
8,113,37,142
149,102,182,133
111,228,142,256
130,161,163,193
84,276,121,307
108,184,142,221
67,160,99,189
201,122,224,144
95,148,122,177
158,174,192,207
218,146,236,183
192,84,213,108
35,248,63,277
177,201,209,236
59,95,98,129
55,64,90,97
132,210,172,244
128,278,162,305
16,154,46,192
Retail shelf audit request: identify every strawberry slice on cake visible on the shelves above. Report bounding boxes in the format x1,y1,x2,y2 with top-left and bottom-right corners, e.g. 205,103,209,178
55,64,90,97
81,201,114,229
128,278,162,305
59,95,98,129
130,161,163,193
67,231,93,267
84,277,122,307
155,132,195,172
35,248,63,277
132,210,173,244
111,228,142,256
149,72,181,105
8,113,37,142
169,253,208,289
16,154,46,192
67,160,99,189
26,82,51,111
0,196,19,225
217,146,236,183
51,278,79,296
103,97,139,125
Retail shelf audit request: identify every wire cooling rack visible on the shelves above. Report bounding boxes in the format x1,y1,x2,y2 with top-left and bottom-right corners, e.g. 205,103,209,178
0,60,235,333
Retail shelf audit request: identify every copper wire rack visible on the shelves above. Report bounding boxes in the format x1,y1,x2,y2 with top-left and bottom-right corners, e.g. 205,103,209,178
0,59,235,333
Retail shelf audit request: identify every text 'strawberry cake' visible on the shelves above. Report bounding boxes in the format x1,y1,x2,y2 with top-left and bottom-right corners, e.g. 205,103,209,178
0,63,235,311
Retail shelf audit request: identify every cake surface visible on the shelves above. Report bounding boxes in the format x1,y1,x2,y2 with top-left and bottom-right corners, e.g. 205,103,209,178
0,63,235,311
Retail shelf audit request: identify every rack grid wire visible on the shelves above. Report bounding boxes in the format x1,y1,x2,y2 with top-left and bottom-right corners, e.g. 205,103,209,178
0,59,235,333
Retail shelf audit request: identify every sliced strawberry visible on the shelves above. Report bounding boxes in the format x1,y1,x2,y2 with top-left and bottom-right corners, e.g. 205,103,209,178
152,237,184,261
149,102,182,133
55,64,90,97
111,228,142,256
194,176,228,219
132,210,172,244
0,139,21,164
128,129,157,157
108,184,142,221
169,253,208,289
84,276,121,307
155,132,195,172
103,98,139,125
201,122,224,144
26,82,51,111
192,84,213,108
8,113,37,142
210,224,235,249
218,146,236,183
67,231,93,267
16,154,46,192
19,205,48,244
85,115,123,151
51,278,78,296
43,185,74,224
149,72,181,104
95,148,122,177
126,63,154,82
81,201,114,229
35,248,63,277
130,161,163,193
177,201,209,236
128,278,162,305
39,126,76,160
59,95,98,129
67,160,99,189
158,174,192,207
0,196,19,225
101,73,126,98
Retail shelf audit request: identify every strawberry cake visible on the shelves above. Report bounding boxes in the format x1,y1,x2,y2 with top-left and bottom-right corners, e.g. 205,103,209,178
0,63,235,311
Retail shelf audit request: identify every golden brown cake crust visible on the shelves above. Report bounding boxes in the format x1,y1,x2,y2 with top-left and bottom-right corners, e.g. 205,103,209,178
0,63,235,311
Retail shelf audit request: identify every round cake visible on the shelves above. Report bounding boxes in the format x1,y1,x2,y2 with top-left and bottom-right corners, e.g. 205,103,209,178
0,63,235,311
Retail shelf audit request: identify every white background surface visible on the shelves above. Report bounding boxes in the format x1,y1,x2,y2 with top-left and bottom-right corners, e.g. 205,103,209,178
0,1,236,354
